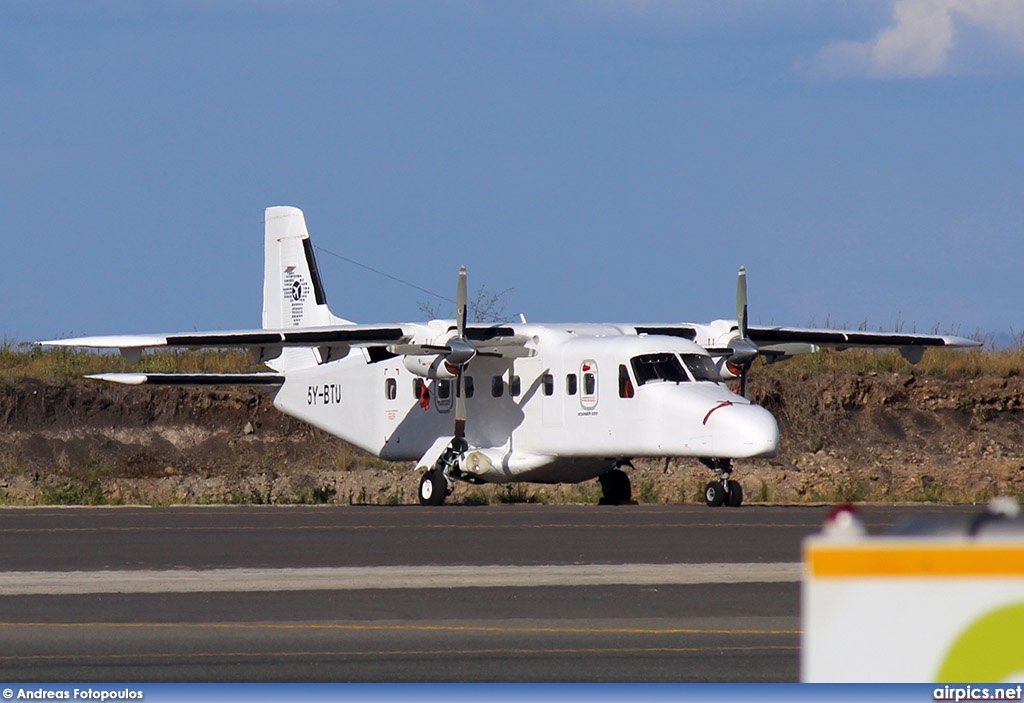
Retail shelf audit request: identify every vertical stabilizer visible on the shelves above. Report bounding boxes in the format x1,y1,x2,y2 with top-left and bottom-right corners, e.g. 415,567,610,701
262,206,350,371
263,206,349,329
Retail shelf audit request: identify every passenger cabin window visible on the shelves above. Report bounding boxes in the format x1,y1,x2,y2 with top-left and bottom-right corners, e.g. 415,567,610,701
681,354,724,383
583,372,596,395
509,375,521,397
618,364,635,398
566,373,578,396
491,376,504,397
464,376,475,398
414,379,429,407
542,374,554,396
385,377,397,400
630,353,689,386
437,380,451,399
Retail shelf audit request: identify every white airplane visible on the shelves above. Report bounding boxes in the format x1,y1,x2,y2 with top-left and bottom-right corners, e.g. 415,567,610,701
42,206,979,507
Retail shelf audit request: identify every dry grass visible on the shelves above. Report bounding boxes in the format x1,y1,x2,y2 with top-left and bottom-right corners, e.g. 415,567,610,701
753,345,1024,384
0,340,258,383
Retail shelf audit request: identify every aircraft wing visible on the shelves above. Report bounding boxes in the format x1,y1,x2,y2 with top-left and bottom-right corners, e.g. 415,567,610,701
40,324,413,366
746,326,979,349
40,324,409,351
746,325,980,363
631,322,979,364
40,320,542,372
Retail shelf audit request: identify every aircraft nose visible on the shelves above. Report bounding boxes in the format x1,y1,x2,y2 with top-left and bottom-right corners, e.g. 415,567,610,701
708,401,780,458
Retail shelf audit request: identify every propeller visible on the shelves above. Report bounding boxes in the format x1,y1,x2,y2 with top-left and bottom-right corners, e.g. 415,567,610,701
386,266,535,441
727,266,759,398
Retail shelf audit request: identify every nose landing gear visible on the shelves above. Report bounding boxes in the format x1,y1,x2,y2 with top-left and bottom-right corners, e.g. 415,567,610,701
418,469,449,506
701,459,743,508
418,437,466,506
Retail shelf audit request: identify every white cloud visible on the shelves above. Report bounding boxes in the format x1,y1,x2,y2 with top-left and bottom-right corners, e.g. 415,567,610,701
803,0,1024,79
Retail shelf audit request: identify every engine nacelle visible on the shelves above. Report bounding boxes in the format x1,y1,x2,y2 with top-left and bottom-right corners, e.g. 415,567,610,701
403,354,457,380
719,359,742,380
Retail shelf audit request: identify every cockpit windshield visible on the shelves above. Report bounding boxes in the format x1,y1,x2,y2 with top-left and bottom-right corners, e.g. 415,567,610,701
630,353,689,385
681,354,724,383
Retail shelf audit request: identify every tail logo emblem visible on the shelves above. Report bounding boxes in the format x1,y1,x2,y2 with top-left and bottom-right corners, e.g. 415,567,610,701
282,272,309,326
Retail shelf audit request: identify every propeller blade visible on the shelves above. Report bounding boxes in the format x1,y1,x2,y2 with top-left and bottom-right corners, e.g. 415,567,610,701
457,265,468,340
476,345,536,359
387,343,448,356
453,266,471,441
454,366,467,440
737,265,748,339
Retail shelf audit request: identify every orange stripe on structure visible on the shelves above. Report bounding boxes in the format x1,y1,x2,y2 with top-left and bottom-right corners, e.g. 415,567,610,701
806,542,1024,578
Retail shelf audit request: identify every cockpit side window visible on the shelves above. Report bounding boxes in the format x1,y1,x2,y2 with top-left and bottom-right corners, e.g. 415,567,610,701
630,353,689,386
618,364,635,398
681,354,724,383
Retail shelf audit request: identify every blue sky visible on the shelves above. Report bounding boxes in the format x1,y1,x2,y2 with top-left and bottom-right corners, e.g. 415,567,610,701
4,1,1023,345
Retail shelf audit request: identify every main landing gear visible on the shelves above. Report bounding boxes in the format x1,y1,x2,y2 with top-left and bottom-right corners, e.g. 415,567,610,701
701,458,743,508
599,465,633,505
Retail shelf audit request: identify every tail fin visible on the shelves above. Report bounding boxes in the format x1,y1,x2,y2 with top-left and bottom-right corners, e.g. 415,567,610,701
262,206,350,329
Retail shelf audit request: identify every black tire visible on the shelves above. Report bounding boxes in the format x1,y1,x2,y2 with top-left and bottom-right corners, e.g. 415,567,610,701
704,481,726,507
599,468,632,504
418,470,447,506
726,479,743,507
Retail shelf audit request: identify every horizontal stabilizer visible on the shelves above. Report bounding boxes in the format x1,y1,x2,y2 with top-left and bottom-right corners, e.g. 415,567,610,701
85,373,285,386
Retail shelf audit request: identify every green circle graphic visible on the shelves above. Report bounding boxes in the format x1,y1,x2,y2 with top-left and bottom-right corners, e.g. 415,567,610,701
937,602,1024,682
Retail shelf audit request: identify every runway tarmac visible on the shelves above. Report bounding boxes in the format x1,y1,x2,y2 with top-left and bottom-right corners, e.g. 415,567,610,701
0,503,980,682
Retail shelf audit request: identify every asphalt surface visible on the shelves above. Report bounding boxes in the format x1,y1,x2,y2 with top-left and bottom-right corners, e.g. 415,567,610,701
0,503,981,682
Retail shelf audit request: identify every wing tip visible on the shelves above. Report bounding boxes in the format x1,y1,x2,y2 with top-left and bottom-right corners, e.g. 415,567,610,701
85,373,148,385
942,335,983,349
38,335,168,349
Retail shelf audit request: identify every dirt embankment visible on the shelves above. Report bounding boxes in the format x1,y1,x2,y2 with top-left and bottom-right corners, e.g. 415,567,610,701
1,371,1023,505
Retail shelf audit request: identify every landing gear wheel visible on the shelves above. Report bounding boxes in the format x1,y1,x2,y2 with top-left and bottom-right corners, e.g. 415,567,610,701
704,481,726,507
418,469,448,506
726,479,743,507
599,468,632,505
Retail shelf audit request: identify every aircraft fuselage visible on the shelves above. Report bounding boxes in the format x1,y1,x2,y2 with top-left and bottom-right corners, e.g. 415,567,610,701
271,323,779,484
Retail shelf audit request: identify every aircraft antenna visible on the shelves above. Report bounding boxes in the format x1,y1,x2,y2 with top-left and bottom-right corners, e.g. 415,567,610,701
314,244,454,304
